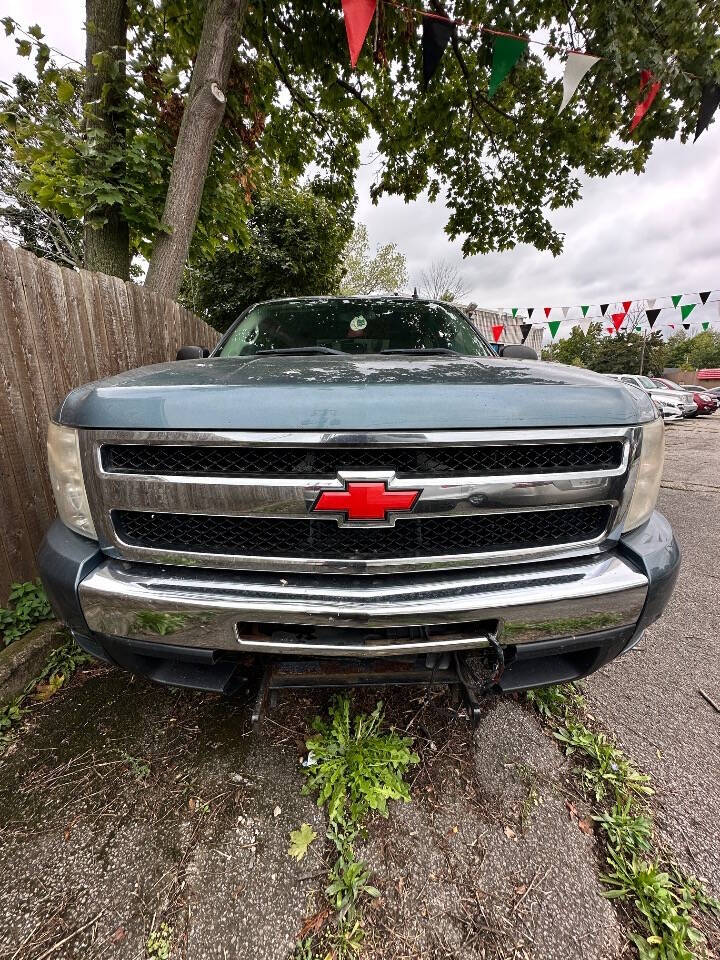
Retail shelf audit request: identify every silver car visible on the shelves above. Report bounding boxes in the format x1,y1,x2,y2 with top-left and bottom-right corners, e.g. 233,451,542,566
607,374,697,420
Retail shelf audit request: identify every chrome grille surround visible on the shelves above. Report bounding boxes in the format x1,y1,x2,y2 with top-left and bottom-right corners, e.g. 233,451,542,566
79,427,642,575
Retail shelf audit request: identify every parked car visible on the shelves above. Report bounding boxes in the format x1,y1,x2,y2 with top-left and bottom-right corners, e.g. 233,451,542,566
38,296,680,715
607,374,697,419
651,378,718,415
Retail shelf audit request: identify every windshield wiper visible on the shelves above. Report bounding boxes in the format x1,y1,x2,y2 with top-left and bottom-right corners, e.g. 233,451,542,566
256,346,346,356
379,347,461,356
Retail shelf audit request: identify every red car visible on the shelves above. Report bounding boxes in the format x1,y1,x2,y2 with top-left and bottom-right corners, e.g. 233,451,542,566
652,378,718,415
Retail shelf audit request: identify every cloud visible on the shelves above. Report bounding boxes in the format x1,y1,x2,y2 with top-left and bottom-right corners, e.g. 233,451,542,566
357,125,720,317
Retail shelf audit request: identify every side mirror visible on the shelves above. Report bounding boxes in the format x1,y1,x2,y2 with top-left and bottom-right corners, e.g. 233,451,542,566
500,343,538,361
176,345,210,361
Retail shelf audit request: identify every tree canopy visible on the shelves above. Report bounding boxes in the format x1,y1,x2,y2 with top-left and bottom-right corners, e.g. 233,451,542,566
184,181,354,331
1,1,719,291
663,330,720,369
338,223,408,295
543,322,667,376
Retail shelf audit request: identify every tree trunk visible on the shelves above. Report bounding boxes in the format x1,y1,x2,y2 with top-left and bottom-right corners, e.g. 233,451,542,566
145,0,248,299
83,0,131,279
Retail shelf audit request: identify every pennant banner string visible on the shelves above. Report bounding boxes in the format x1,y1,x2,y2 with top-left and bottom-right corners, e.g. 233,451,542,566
380,0,704,81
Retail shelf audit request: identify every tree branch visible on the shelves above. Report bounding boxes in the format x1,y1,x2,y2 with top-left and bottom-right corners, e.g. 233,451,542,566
332,76,380,121
261,7,327,132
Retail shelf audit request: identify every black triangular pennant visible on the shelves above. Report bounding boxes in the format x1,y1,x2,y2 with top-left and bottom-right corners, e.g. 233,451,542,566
600,303,609,316
520,323,532,343
645,308,661,328
699,290,711,305
422,15,454,89
694,82,720,141
527,307,535,318
682,321,691,330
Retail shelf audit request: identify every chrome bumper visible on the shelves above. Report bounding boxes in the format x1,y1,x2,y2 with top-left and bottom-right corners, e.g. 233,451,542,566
78,552,648,657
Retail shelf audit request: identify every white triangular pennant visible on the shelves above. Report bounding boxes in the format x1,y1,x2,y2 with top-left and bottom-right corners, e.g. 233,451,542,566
558,52,601,113
646,298,656,310
561,306,570,318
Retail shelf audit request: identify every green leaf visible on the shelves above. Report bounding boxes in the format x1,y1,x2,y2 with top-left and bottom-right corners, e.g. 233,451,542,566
56,80,75,104
15,39,32,57
27,24,43,40
1,16,14,36
288,823,317,861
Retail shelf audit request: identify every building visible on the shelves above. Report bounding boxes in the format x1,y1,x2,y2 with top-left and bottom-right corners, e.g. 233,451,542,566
461,305,544,356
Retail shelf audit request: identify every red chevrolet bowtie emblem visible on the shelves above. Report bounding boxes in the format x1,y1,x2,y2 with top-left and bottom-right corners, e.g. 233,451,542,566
313,481,420,522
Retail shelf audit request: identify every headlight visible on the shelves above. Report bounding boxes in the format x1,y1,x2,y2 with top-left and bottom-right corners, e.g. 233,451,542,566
47,422,97,539
624,417,664,532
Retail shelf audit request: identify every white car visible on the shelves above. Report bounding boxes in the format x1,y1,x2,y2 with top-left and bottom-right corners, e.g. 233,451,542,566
607,374,697,420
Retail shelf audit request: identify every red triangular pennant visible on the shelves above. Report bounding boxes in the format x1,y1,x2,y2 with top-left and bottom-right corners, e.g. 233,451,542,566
629,70,661,132
606,326,614,335
491,324,504,343
341,0,377,68
611,312,626,331
543,307,552,319
622,300,632,313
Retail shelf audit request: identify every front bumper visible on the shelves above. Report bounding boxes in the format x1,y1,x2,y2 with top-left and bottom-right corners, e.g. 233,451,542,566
39,510,680,692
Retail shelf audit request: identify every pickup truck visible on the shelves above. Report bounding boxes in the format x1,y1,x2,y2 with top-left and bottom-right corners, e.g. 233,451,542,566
39,296,680,710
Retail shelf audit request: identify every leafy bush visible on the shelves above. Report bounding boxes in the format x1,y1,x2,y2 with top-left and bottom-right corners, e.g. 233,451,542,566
0,580,52,647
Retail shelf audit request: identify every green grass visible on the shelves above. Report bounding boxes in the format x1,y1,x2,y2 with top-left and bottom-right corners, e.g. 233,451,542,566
528,684,719,960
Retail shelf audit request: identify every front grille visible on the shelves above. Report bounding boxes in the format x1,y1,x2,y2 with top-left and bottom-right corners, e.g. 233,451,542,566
113,505,611,561
101,441,623,478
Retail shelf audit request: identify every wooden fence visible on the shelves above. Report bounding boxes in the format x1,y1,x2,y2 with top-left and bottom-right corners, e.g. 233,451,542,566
0,240,218,599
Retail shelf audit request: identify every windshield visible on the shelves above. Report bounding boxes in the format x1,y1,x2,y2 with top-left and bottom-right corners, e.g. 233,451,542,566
635,376,658,390
652,379,682,391
216,298,494,357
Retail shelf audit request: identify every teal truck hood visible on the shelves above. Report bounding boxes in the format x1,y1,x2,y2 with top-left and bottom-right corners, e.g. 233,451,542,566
57,355,655,430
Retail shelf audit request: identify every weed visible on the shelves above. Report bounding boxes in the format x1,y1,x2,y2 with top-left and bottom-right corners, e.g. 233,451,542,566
528,684,717,960
303,697,418,822
0,580,52,647
326,855,380,921
0,637,91,750
293,938,321,960
146,922,172,959
526,683,584,720
296,696,418,958
603,853,704,960
554,717,652,802
120,751,151,780
593,800,653,855
329,918,365,958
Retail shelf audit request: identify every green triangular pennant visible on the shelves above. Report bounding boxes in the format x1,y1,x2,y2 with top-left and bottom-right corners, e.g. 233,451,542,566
702,321,710,330
548,320,561,339
635,324,642,332
671,294,682,308
488,35,528,98
680,303,696,321
511,307,518,317
581,305,590,317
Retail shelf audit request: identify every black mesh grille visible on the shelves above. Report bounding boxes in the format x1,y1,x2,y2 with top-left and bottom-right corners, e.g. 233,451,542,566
102,441,623,478
113,505,611,561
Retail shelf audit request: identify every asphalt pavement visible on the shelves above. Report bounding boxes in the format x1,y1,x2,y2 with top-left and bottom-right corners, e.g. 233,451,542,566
0,416,718,960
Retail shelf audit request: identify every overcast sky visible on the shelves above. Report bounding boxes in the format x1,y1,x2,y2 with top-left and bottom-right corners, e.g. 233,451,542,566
2,0,719,331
